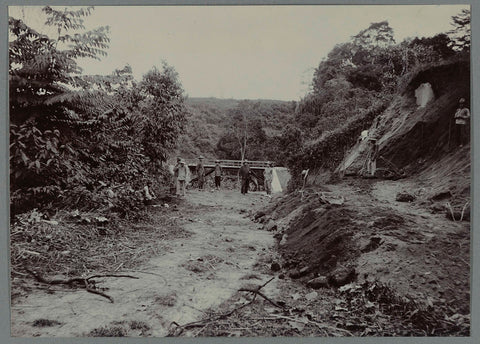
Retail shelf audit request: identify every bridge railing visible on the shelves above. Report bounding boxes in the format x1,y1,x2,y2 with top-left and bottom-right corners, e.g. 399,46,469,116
185,159,272,168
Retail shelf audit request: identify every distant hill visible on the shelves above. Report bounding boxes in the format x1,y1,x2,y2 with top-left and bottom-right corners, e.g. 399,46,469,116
174,97,296,160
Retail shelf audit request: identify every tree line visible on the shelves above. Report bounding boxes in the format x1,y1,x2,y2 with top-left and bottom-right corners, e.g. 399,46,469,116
9,7,186,216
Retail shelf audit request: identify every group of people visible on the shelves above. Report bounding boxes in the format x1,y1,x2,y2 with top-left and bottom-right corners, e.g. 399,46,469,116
172,156,225,196
173,156,275,197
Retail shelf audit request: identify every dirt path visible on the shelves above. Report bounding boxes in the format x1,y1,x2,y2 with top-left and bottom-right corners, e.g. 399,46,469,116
11,190,277,337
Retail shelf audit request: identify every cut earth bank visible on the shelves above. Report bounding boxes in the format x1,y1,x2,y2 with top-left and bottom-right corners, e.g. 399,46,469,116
11,177,470,336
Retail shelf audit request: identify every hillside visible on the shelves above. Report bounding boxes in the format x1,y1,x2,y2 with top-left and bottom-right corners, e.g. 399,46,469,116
174,97,296,161
339,59,470,206
251,59,471,335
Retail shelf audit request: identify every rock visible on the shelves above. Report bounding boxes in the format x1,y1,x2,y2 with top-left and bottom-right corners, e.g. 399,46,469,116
307,276,329,289
305,291,318,301
271,262,281,272
273,232,283,240
328,268,357,287
279,234,288,246
254,211,266,220
94,216,108,223
430,190,452,201
360,236,383,252
289,266,310,279
264,220,277,232
395,192,416,202
259,216,270,224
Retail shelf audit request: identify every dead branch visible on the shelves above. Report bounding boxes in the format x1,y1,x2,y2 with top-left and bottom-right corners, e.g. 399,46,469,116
25,269,138,303
167,277,278,337
25,269,86,285
460,201,469,221
85,274,139,281
83,280,114,303
446,202,456,221
238,288,283,308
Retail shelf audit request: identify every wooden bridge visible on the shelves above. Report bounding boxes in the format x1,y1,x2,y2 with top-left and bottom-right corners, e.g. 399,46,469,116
185,159,272,170
184,159,273,187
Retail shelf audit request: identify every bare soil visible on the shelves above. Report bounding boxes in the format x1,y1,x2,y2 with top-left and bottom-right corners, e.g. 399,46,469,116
10,175,470,337
11,190,277,337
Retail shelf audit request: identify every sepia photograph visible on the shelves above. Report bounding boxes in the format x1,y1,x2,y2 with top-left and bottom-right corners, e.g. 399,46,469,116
7,3,473,338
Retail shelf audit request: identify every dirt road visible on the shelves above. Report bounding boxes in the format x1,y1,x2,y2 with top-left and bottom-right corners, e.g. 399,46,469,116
11,190,277,337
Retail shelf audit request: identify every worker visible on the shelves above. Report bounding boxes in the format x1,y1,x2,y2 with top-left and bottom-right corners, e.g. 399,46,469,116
366,137,379,177
173,157,181,195
454,98,470,147
264,162,273,195
238,161,250,194
175,159,188,197
196,155,205,190
214,160,223,190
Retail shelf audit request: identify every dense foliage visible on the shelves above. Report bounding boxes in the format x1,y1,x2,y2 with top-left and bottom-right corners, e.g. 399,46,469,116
215,100,296,162
175,98,296,163
9,7,187,216
283,14,468,181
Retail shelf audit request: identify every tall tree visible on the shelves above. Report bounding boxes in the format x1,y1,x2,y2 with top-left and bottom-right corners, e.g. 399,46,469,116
448,8,470,52
138,63,187,163
9,6,111,212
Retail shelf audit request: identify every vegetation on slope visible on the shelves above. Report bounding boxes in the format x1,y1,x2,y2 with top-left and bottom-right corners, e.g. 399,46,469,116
282,12,470,183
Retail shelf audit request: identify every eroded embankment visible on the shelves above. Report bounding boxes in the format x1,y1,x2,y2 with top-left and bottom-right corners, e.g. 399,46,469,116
252,178,470,335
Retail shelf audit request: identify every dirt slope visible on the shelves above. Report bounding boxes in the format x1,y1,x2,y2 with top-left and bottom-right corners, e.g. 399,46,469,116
340,60,470,179
256,176,470,335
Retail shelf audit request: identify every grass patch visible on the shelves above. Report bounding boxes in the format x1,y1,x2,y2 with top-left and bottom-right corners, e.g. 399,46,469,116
88,325,128,337
32,319,61,327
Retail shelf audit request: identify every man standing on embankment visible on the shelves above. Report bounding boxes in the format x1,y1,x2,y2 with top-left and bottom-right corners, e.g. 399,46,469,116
454,98,470,147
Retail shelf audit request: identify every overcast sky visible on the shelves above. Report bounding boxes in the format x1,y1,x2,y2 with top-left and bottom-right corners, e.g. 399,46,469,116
9,5,469,101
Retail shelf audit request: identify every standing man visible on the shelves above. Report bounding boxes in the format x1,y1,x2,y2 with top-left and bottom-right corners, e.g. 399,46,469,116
263,162,273,196
196,155,205,190
173,157,181,195
366,137,379,177
454,98,470,147
214,160,223,190
176,159,188,197
238,161,250,194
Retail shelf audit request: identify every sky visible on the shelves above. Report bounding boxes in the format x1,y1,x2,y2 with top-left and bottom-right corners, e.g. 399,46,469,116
9,5,469,101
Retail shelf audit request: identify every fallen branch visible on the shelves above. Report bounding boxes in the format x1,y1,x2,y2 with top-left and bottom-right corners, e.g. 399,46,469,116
238,288,283,308
446,202,456,222
25,268,139,303
460,201,469,221
83,280,114,303
167,277,280,337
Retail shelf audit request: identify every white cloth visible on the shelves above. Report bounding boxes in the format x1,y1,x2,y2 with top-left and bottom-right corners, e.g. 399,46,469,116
271,168,282,193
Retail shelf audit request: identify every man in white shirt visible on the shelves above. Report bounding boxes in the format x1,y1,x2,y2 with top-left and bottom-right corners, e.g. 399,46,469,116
454,98,471,147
